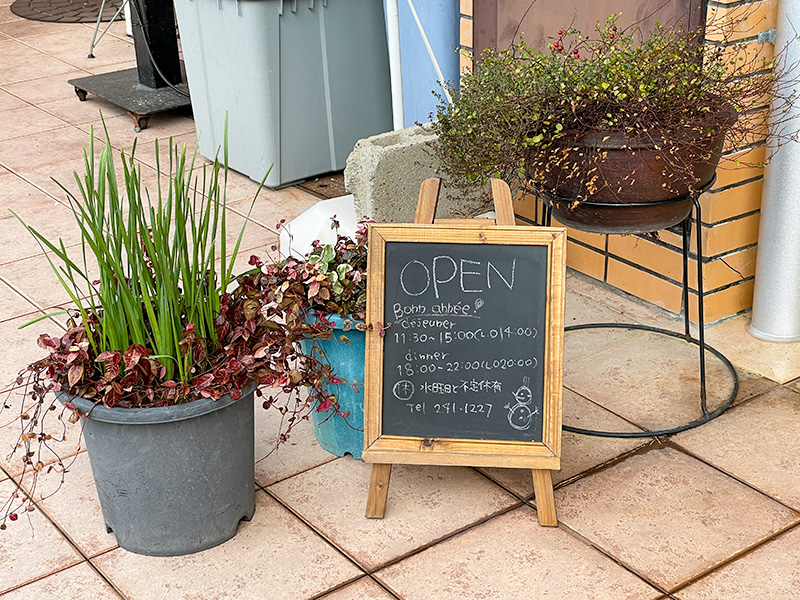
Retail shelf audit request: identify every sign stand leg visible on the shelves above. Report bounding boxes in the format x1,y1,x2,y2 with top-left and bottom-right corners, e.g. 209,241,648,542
531,469,557,526
366,463,393,518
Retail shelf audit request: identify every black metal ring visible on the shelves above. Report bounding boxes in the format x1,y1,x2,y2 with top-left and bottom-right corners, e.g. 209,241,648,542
562,322,739,438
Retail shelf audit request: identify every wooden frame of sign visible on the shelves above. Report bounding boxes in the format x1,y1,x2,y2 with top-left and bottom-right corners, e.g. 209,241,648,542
362,178,566,526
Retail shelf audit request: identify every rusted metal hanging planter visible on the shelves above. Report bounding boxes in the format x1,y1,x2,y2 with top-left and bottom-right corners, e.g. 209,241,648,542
531,125,730,235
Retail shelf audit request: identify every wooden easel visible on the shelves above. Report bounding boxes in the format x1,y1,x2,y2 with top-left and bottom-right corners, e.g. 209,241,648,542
364,177,558,526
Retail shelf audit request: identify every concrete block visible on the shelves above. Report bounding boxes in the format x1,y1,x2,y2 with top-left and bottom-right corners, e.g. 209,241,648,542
344,125,489,223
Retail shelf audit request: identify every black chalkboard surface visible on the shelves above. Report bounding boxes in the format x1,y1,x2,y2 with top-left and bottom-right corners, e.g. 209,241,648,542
381,241,548,442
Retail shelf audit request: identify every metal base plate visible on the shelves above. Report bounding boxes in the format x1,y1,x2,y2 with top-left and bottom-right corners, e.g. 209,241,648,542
68,67,191,131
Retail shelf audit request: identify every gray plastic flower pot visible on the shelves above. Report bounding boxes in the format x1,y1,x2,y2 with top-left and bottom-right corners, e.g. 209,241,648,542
64,387,256,556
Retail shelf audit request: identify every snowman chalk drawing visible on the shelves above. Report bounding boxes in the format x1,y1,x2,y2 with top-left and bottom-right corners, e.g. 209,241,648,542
505,376,539,431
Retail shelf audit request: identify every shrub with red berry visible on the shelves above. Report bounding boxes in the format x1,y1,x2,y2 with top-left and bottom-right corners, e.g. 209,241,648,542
433,12,800,201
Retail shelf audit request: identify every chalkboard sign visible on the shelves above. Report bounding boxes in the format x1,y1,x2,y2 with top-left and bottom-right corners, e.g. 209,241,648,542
363,223,566,471
382,241,547,442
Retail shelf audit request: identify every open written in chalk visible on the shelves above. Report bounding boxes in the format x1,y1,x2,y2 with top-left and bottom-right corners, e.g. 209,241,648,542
363,224,566,470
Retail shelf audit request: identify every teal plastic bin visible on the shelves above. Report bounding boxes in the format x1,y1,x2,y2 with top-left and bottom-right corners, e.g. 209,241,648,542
174,0,393,188
299,314,365,459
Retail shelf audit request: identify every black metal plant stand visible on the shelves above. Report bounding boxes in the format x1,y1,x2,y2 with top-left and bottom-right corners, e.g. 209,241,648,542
528,179,739,438
67,0,190,131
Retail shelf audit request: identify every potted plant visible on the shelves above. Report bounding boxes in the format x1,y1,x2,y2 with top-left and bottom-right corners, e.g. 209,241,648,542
432,14,797,234
254,222,370,460
1,129,290,556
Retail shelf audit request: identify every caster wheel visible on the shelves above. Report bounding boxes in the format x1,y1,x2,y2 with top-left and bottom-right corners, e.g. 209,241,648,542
133,116,149,132
74,87,88,102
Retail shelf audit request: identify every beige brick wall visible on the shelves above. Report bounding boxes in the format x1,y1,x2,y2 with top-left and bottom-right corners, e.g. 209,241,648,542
459,0,473,74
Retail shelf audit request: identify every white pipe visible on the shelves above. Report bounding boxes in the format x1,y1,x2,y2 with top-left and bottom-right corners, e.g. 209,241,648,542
385,0,405,130
406,0,453,106
750,0,800,341
123,0,133,37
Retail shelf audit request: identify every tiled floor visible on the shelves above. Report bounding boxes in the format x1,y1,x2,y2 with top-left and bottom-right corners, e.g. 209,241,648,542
1,6,800,600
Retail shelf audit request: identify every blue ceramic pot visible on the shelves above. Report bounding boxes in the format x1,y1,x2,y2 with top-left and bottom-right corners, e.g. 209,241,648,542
299,314,365,459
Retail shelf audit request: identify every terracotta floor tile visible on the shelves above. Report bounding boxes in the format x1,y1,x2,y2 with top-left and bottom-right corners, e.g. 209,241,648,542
123,130,202,170
555,447,799,590
732,367,780,404
0,104,67,142
0,561,121,600
674,386,800,511
79,20,129,43
0,19,84,41
319,577,396,599
0,170,79,265
1,70,88,104
0,126,93,172
0,384,86,476
225,170,315,207
80,59,137,76
31,153,163,204
566,271,684,330
25,158,106,199
92,490,362,600
0,278,38,322
221,166,275,196
0,402,30,475
376,505,660,600
0,39,74,85
0,88,27,110
135,137,207,173
0,314,59,393
675,526,800,599
32,451,117,557
78,112,197,150
564,331,737,433
479,389,647,496
705,315,800,383
269,459,518,570
254,393,338,487
563,289,647,364
38,94,127,126
0,479,83,594
229,182,322,219
0,253,81,309
22,30,134,70
223,211,279,258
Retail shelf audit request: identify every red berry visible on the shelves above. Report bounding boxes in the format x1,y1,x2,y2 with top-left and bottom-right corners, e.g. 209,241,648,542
9,513,18,521
612,26,617,32
609,33,615,39
557,30,563,35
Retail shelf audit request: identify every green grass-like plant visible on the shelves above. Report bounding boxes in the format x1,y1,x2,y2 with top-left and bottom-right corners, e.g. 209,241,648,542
13,124,254,386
